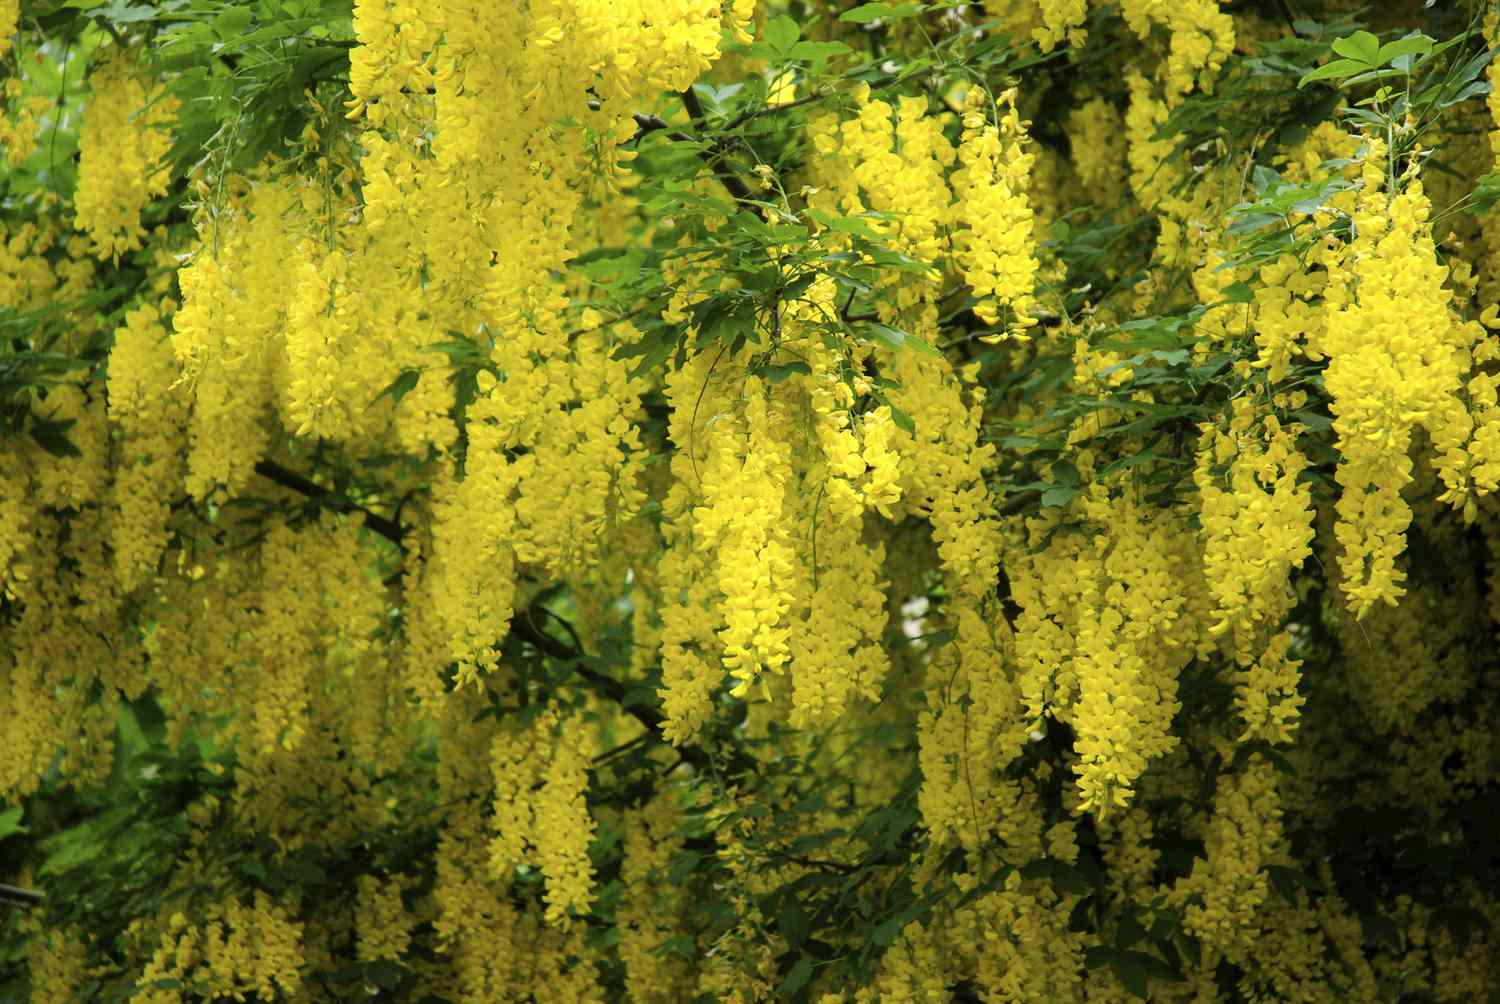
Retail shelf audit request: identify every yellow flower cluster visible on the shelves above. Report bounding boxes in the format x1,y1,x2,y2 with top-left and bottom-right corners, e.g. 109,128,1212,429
1,4,54,166
696,376,796,699
1194,400,1315,648
617,792,694,1002
953,87,1041,331
0,0,16,61
1173,759,1282,952
916,602,1028,850
171,180,297,498
24,925,87,1004
74,47,178,262
1119,0,1235,99
1316,155,1472,616
353,876,413,965
347,0,432,127
510,319,650,579
11,4,1500,1001
1064,96,1128,210
1009,490,1204,816
136,897,304,1004
806,83,954,285
489,711,597,926
573,0,723,101
786,479,891,726
1034,0,1089,51
653,292,916,737
657,350,735,742
107,303,189,590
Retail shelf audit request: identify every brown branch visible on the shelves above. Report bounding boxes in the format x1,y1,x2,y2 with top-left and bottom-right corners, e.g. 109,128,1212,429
0,883,43,907
508,606,714,770
678,88,761,212
720,88,831,133
629,112,681,144
252,460,405,547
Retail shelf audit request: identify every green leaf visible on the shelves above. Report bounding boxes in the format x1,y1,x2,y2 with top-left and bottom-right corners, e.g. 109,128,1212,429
374,368,421,405
871,916,904,947
1110,950,1150,999
363,961,410,989
778,957,814,996
620,335,677,379
1342,66,1408,88
1051,860,1092,895
29,416,81,458
1330,30,1380,65
1040,485,1077,508
884,402,915,435
839,3,927,24
1376,33,1432,66
1298,58,1369,88
761,360,812,384
1227,211,1284,234
1470,172,1500,214
1267,864,1302,905
234,858,268,884
1219,281,1254,304
1230,741,1298,776
1116,912,1147,949
213,5,253,39
1083,944,1115,970
864,323,939,356
762,15,800,55
90,1,160,25
808,209,883,239
788,40,851,62
1432,79,1491,109
280,854,327,887
327,964,365,984
1122,950,1184,984
0,806,24,839
1291,409,1333,432
778,899,810,950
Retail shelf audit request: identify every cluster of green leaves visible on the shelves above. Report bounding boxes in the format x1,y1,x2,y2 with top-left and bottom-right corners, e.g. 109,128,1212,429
31,0,356,176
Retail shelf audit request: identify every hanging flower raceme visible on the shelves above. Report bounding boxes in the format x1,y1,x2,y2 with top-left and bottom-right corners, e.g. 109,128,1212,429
488,710,597,927
1118,0,1234,99
106,303,190,591
74,47,178,262
0,0,16,61
952,86,1041,334
695,375,797,700
1317,146,1473,617
1194,399,1316,651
